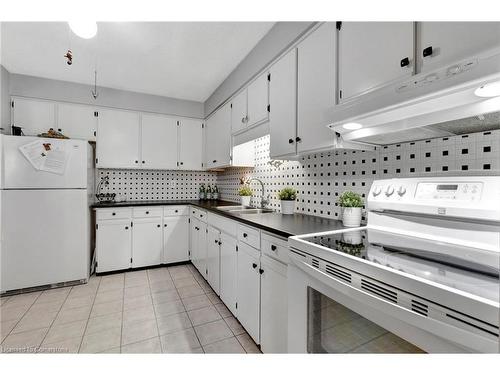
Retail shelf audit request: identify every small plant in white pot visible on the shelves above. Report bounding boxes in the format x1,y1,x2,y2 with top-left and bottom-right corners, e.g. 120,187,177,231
278,187,297,215
338,191,364,227
239,185,253,207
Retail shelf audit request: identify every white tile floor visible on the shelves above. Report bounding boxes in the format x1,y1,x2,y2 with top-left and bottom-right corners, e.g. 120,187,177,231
0,264,261,354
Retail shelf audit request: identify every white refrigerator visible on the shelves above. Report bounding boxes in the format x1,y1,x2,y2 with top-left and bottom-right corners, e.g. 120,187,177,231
0,134,93,293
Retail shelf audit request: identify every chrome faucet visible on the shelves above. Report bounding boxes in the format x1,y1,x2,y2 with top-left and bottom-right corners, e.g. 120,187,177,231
242,177,269,209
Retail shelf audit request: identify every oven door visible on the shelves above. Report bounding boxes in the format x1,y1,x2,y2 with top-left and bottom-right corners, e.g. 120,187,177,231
287,251,497,353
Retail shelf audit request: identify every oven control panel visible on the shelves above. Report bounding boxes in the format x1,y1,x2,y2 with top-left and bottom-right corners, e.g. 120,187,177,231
415,182,483,201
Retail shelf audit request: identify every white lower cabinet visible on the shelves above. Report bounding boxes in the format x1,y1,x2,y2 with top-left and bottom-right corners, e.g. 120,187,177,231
236,242,261,344
163,216,189,264
96,218,132,273
206,226,221,294
190,216,208,278
219,233,238,315
132,217,163,268
260,255,288,353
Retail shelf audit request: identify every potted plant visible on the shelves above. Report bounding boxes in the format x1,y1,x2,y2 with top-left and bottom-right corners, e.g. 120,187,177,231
337,191,364,227
239,185,253,207
278,187,297,215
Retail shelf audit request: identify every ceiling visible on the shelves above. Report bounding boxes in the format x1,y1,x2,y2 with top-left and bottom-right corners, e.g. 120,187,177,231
1,22,275,102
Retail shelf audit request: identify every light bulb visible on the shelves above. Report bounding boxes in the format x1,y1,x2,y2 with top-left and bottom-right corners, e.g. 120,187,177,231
474,81,500,98
68,21,97,39
342,122,363,130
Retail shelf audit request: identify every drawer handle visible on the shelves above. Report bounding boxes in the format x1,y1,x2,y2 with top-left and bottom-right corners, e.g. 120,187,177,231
271,245,277,251
175,210,178,213
125,226,129,230
112,212,116,216
218,241,222,246
157,224,161,228
146,211,149,214
200,214,203,218
135,160,138,164
215,239,219,244
252,263,257,269
423,46,433,57
243,233,248,238
164,224,168,227
259,268,264,275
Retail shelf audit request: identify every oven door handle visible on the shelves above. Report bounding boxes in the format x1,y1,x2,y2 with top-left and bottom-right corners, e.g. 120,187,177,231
289,254,498,353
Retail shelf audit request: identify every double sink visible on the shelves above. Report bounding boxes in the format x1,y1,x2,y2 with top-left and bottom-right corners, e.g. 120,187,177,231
216,205,274,215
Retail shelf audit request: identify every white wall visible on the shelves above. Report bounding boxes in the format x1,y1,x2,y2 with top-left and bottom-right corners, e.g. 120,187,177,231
0,65,10,133
8,73,204,119
204,22,315,117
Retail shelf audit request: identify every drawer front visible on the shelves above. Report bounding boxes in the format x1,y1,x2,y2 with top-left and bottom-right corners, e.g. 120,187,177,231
96,208,132,220
163,205,189,217
238,224,261,250
132,207,163,218
207,212,238,236
261,232,289,264
191,207,207,222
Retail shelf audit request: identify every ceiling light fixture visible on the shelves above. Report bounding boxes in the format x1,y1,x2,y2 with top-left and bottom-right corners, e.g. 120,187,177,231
342,122,363,130
474,81,500,98
68,21,97,39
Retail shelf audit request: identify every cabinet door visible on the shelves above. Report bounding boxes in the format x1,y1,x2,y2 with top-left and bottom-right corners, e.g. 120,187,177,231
96,109,140,168
198,223,208,280
179,118,203,170
418,22,500,73
190,218,200,269
339,22,414,101
141,114,177,169
96,219,132,273
297,22,336,154
220,233,238,316
247,73,269,127
206,102,231,169
260,256,288,353
236,242,261,344
164,216,189,264
269,48,297,158
58,102,97,141
206,226,221,294
132,217,163,268
12,97,56,136
230,90,247,134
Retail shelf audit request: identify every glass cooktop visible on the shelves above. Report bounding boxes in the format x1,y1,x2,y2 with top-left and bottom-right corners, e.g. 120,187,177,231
302,229,500,303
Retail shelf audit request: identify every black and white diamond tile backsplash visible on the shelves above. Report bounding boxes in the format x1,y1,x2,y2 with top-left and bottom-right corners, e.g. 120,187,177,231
96,129,499,219
96,169,217,201
217,129,500,220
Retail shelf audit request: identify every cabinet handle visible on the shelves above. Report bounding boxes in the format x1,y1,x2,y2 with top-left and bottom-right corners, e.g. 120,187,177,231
213,160,217,163
243,233,248,238
180,162,183,165
259,269,264,275
288,138,294,144
241,117,246,123
423,46,433,57
146,211,149,214
157,224,161,228
200,214,203,218
400,57,410,67
164,224,167,227
295,136,302,143
125,226,129,230
112,212,116,216
271,245,277,251
58,128,62,132
142,160,145,164
135,160,138,164
175,210,178,213
252,263,257,269
218,241,222,246
215,239,219,244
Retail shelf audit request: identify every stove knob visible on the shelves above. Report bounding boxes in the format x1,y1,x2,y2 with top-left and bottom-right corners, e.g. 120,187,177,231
372,186,382,197
385,185,395,197
397,186,407,196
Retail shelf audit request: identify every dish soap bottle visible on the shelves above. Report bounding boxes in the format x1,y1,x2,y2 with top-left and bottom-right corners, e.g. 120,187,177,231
206,185,213,200
213,185,219,200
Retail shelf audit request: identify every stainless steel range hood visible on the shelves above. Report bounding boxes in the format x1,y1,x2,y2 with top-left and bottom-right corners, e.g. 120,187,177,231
328,48,500,146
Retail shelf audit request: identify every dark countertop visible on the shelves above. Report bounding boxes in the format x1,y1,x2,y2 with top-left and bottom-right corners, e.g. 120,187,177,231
91,199,346,238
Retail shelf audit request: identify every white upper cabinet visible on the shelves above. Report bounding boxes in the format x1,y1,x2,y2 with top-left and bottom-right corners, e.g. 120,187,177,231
297,22,336,154
338,22,415,101
141,113,177,170
11,97,56,136
178,118,203,170
269,48,297,159
57,102,97,141
96,108,140,169
247,72,269,127
206,102,232,169
417,22,500,73
230,90,247,134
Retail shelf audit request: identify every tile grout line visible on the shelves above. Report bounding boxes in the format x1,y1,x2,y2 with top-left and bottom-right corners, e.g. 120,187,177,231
146,268,163,353
77,276,102,353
